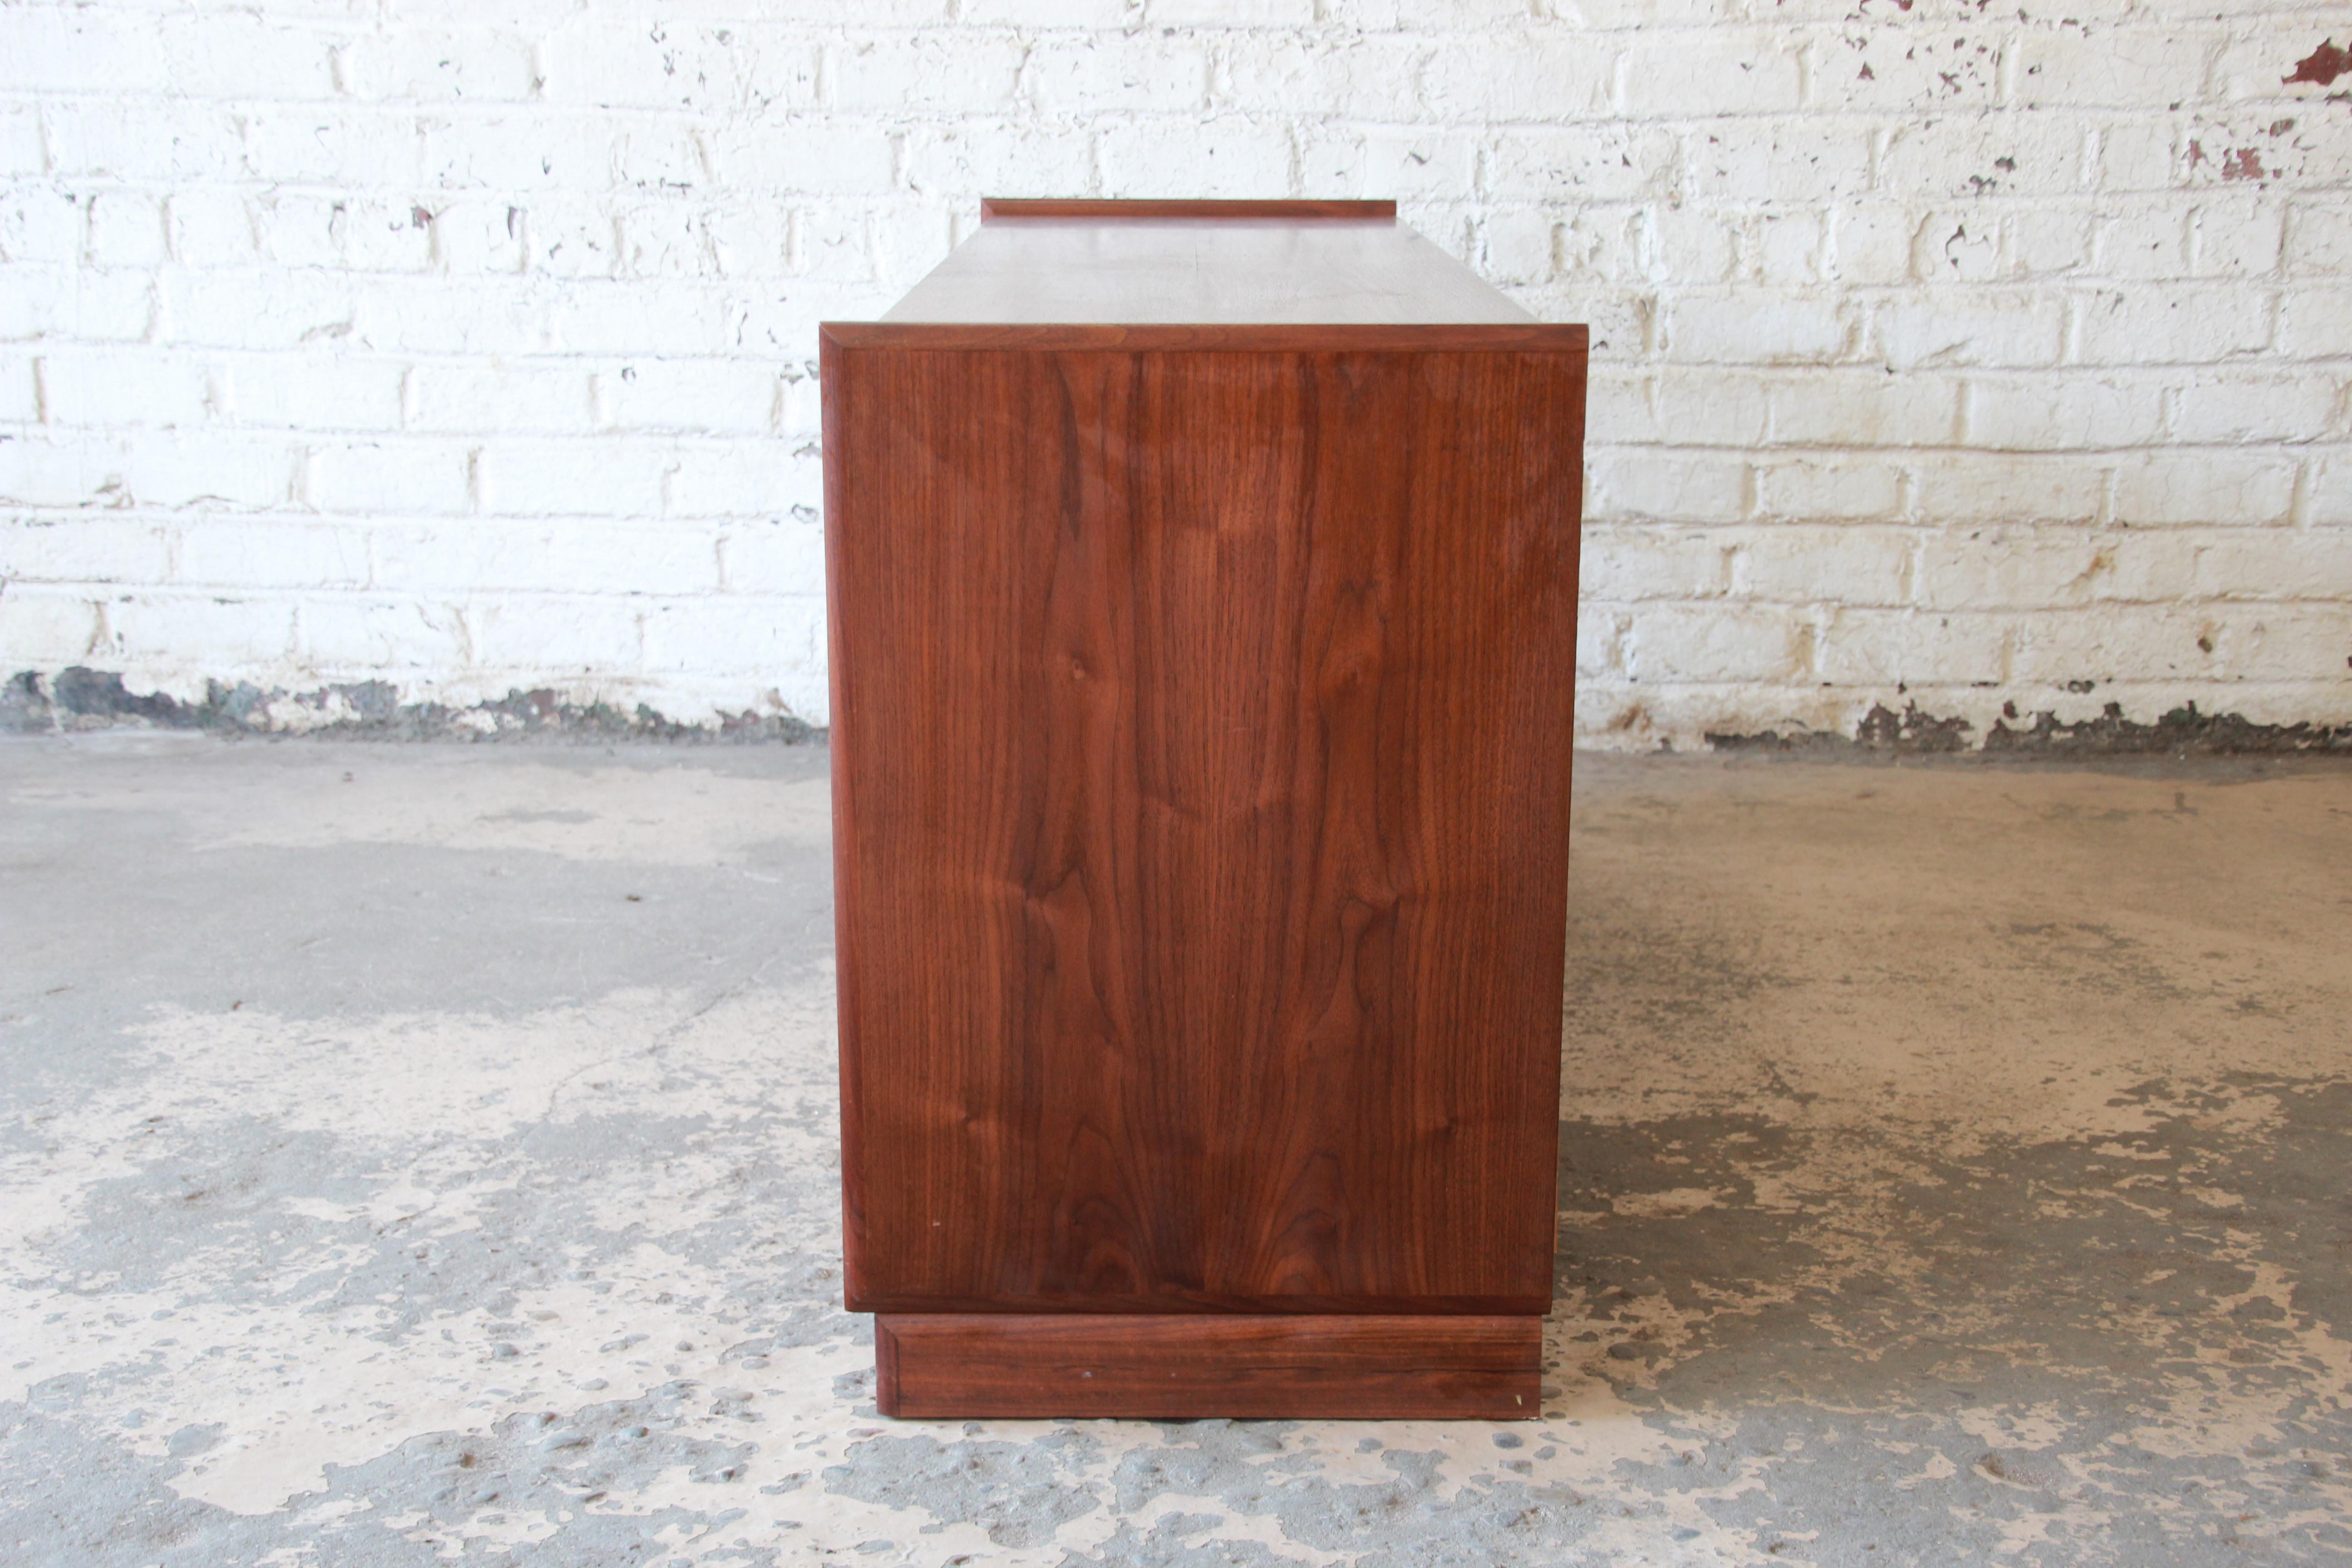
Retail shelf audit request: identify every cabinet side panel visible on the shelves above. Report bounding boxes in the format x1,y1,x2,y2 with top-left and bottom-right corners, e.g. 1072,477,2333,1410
828,343,1583,1313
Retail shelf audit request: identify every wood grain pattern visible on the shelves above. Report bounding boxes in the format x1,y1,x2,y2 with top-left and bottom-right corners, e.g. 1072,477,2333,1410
825,328,1585,1320
833,325,1580,351
980,198,1397,222
876,1313,1541,1420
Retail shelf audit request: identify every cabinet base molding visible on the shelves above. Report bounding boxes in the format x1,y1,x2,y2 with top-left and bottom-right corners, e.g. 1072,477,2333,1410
875,1313,1542,1421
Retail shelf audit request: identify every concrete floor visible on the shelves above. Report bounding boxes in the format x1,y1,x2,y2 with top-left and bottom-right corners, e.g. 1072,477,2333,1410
3,735,2350,1568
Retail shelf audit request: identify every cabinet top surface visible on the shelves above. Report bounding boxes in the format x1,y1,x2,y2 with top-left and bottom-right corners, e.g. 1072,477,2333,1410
880,208,1536,327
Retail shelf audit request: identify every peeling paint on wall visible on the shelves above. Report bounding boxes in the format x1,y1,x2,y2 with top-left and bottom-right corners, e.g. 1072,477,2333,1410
1,668,823,743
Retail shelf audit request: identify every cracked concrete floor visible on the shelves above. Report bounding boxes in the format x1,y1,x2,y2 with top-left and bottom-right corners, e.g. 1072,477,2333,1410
4,734,2350,1567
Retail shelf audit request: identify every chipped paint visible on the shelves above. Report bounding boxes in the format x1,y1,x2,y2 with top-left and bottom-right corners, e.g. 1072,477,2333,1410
3,740,2350,1564
2,668,824,743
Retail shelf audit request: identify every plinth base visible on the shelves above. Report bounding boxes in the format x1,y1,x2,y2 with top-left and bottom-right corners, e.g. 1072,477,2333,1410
875,1313,1541,1420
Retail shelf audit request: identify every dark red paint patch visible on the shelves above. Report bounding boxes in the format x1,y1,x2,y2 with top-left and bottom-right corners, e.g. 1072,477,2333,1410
2285,40,2352,86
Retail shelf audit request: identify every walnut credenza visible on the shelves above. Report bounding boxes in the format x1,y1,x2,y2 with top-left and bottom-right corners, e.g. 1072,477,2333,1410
822,199,1586,1419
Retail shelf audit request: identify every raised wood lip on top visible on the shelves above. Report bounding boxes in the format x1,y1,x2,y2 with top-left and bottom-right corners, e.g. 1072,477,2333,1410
979,198,1398,222
820,323,1590,352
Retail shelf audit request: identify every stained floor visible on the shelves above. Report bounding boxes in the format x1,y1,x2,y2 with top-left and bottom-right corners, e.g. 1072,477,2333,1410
2,735,2348,1566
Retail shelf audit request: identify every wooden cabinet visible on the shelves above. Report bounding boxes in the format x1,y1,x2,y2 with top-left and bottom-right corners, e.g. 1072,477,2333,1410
823,199,1585,1419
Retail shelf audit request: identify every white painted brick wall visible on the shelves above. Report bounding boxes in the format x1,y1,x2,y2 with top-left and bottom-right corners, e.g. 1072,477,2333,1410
3,0,2352,746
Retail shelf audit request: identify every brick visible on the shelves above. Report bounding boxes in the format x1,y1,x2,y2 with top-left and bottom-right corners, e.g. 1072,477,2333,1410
830,36,1027,116
1030,34,1214,116
709,120,897,195
902,125,1097,201
0,188,79,269
2169,369,2339,444
639,594,824,673
2006,206,2096,278
167,192,262,269
1576,525,1734,601
1588,448,1749,523
965,0,1130,23
83,192,170,269
152,15,341,100
2008,604,2230,684
1967,373,2166,450
717,520,827,596
540,23,818,112
1664,295,1849,365
436,198,531,275
519,199,619,279
1482,209,1559,288
2112,451,2296,524
298,595,472,671
0,516,173,584
341,28,539,103
0,104,38,179
64,274,172,348
1150,0,1318,24
1,5,2342,743
2189,527,2352,599
1636,205,1738,286
1422,33,1617,122
2074,286,2274,364
1911,210,1999,283
2303,449,2352,524
2096,118,2184,193
597,359,778,436
106,591,299,666
1626,603,1807,682
408,363,595,435
2189,195,2285,277
2090,201,2191,279
2207,605,2352,681
1483,125,1680,204
44,102,245,185
1735,526,1915,606
180,519,368,590
666,442,821,518
1909,452,2107,523
309,440,473,516
2285,202,2352,274
40,349,216,428
1621,32,1802,118
0,10,168,95
240,109,426,188
371,523,718,595
475,439,672,519
1754,211,1831,288
1914,527,2116,610
161,273,362,353
1297,127,1479,203
1878,293,2065,369
1574,609,1624,680
1607,368,1773,448
1686,125,1875,204
1100,118,1297,200
2276,286,2352,358
1882,117,2086,200
1755,457,1905,522
1817,608,2005,686
468,593,645,669
2016,27,2223,111
2098,531,2201,602
0,584,104,662
1829,204,1918,287
0,351,35,422
1769,371,1962,448
1812,31,2003,113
